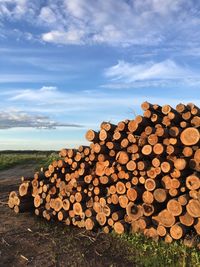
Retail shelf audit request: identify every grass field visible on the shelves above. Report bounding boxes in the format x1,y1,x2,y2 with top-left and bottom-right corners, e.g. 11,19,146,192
1,152,200,266
0,151,60,170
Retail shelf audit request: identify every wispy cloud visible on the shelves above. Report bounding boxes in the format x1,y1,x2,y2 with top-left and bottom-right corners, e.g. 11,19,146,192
104,59,200,88
0,109,82,129
3,85,200,123
10,86,58,101
7,86,143,111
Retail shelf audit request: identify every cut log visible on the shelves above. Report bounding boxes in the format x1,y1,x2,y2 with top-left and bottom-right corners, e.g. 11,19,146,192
126,203,144,222
178,194,189,206
167,199,182,216
180,127,200,146
126,160,136,171
170,223,186,240
154,209,176,227
186,174,200,190
118,195,129,208
153,189,167,203
142,191,154,204
85,218,96,230
116,151,129,165
174,158,187,171
142,203,155,216
19,182,30,197
96,212,107,226
157,225,166,237
54,197,63,212
186,199,200,218
179,212,194,226
114,221,128,234
141,145,152,155
127,188,139,202
85,129,99,142
145,179,156,191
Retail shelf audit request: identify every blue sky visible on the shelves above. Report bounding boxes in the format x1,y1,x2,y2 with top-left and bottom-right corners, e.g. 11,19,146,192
0,0,200,150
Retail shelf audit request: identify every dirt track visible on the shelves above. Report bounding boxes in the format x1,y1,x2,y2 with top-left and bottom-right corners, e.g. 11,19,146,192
0,164,138,267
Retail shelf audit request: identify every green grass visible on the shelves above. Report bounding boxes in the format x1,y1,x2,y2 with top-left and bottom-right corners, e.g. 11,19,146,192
115,232,200,267
36,152,62,169
0,151,60,170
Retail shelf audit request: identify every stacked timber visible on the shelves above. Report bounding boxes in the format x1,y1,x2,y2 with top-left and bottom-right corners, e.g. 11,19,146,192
8,177,34,213
8,102,200,243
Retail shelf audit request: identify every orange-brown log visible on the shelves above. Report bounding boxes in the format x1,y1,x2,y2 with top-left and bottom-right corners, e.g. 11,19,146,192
85,218,96,230
126,202,144,222
19,182,30,197
186,199,200,218
141,145,152,155
142,203,155,216
178,194,189,206
127,187,139,202
126,160,136,171
116,151,129,165
113,221,128,234
180,127,200,146
118,195,129,208
142,191,154,204
167,199,182,216
165,234,173,243
170,223,186,240
144,179,157,191
153,143,164,155
111,210,126,221
153,188,167,203
186,174,200,190
153,209,176,227
96,212,107,226
85,129,99,142
179,212,194,226
157,225,167,237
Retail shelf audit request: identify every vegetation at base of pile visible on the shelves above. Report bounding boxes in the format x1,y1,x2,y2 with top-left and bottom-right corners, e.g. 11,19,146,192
0,151,59,170
117,232,200,266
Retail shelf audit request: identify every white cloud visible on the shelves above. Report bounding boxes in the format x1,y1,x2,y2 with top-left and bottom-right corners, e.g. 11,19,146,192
0,109,82,129
104,59,199,88
39,6,57,24
42,29,85,45
0,0,35,19
0,0,199,48
39,0,200,46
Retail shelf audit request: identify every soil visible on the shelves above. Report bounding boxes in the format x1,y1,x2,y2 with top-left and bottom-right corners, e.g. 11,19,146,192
0,164,139,267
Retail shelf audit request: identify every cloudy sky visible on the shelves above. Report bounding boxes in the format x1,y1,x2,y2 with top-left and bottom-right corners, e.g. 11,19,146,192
0,0,200,150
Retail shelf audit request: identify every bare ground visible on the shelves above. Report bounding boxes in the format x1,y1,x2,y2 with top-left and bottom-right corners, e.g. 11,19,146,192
0,164,139,267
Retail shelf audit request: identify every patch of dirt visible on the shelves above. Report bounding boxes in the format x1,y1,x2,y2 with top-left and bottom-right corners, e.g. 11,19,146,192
0,164,139,267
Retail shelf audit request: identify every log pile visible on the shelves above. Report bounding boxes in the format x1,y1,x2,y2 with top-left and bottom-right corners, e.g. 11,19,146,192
8,102,200,243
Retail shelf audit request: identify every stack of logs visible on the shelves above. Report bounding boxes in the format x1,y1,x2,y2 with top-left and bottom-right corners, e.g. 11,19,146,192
8,102,200,243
